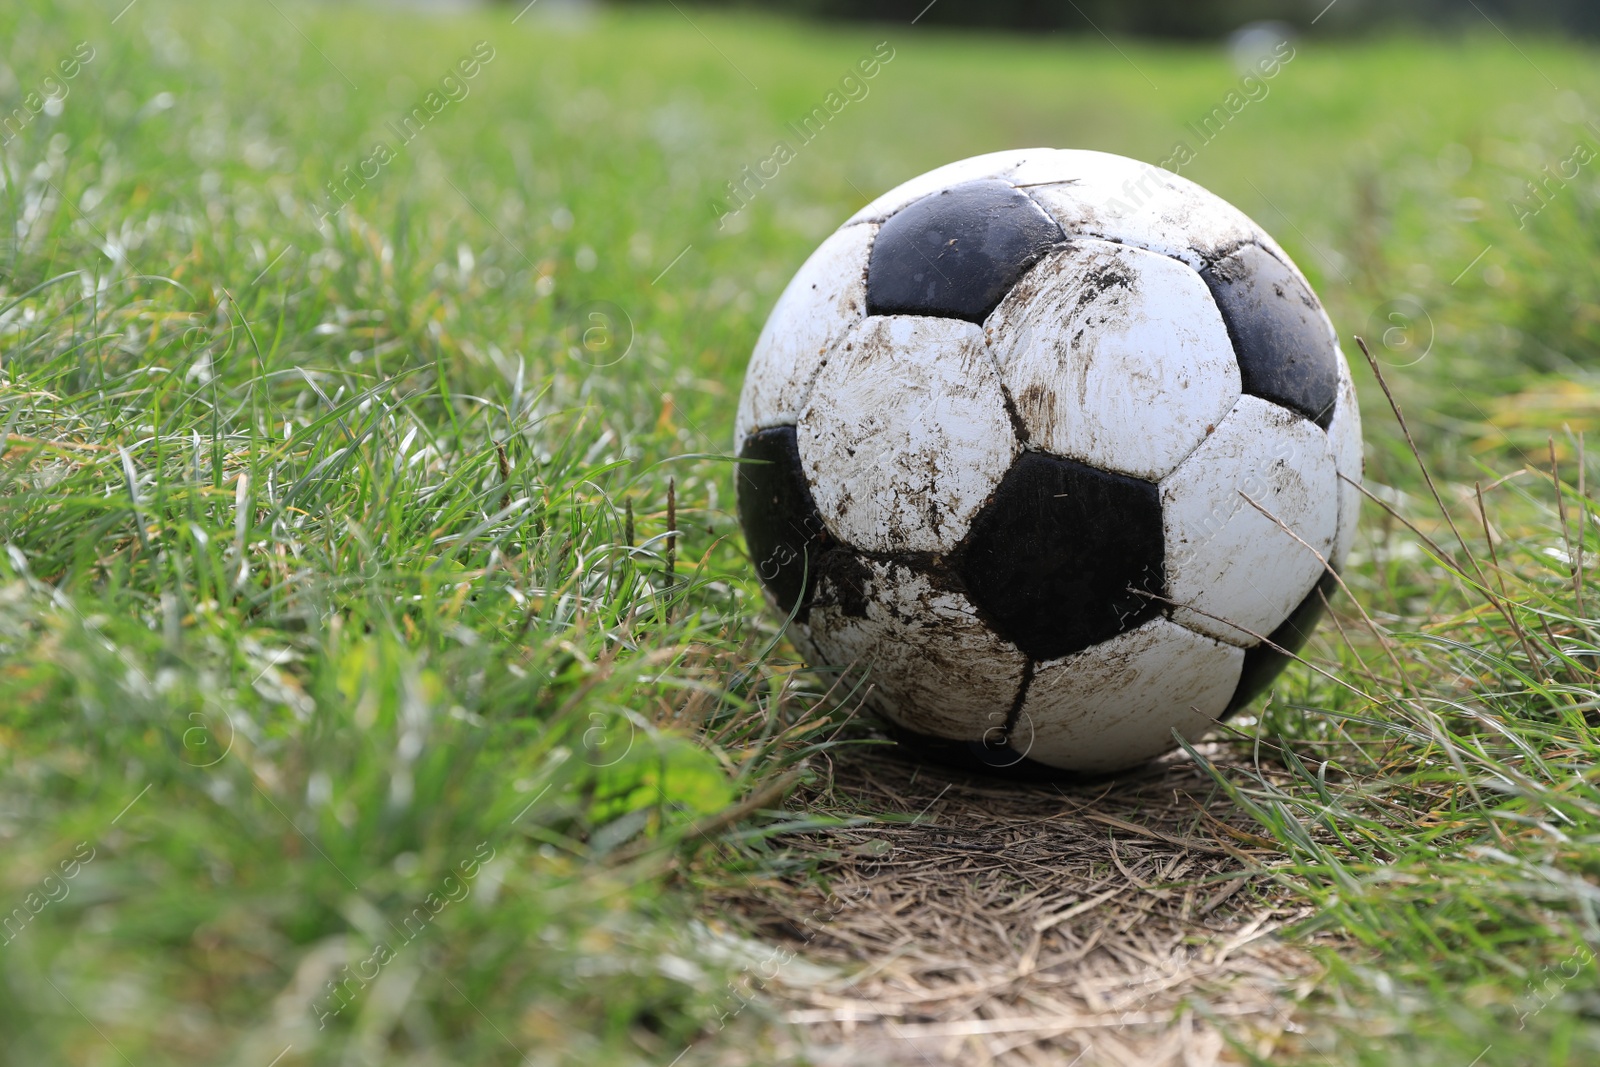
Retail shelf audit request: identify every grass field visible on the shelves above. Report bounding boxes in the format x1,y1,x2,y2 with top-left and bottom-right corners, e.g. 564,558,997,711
3,1,1600,1063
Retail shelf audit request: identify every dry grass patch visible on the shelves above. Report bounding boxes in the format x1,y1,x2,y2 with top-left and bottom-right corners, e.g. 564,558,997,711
718,741,1337,1066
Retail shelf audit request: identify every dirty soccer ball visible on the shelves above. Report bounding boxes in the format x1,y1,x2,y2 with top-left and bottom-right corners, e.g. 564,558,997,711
734,148,1362,776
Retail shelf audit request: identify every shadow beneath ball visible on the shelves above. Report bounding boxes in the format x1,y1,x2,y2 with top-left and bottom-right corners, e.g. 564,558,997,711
880,724,1142,786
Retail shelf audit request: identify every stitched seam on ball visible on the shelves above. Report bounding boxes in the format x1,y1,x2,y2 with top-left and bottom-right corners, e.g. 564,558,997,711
1167,599,1268,650
1001,659,1035,740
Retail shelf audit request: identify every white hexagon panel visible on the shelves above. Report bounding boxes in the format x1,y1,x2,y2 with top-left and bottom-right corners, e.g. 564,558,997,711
796,315,1019,555
1161,395,1340,646
806,556,1027,742
1020,617,1244,774
986,239,1241,481
1013,148,1268,273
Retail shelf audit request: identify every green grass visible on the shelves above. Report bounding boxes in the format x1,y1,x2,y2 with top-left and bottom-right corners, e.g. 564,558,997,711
2,0,1600,1063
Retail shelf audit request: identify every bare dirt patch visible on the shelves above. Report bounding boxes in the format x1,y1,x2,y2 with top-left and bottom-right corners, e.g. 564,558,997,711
718,741,1326,1066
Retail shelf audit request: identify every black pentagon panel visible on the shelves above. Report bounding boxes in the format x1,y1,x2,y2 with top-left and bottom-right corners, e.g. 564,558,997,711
1200,243,1339,428
1224,571,1339,717
736,427,832,621
866,179,1064,324
955,451,1166,662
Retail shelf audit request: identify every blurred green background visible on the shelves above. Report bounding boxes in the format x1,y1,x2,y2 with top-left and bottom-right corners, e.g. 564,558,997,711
507,0,1600,38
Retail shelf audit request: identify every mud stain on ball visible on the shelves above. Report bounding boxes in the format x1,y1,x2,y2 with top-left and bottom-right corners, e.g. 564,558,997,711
1199,242,1339,428
808,557,1027,742
1022,616,1244,773
736,148,1361,774
798,316,1019,555
986,240,1241,483
734,223,878,445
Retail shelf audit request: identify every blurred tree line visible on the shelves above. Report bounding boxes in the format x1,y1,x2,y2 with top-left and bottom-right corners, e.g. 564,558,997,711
588,0,1600,38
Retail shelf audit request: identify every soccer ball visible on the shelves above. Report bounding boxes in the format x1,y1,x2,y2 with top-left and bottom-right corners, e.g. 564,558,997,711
734,148,1361,776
